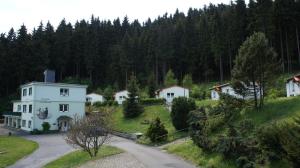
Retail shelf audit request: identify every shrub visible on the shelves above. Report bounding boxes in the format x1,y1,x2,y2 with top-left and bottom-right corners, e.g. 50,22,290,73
140,98,165,105
171,97,196,130
93,101,118,107
239,119,254,136
30,129,42,135
42,122,51,132
146,117,168,143
85,101,91,106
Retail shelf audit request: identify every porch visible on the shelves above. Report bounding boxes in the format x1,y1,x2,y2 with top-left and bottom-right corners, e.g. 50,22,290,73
3,112,22,129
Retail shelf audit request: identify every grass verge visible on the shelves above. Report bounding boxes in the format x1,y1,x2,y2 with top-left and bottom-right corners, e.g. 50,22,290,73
44,145,123,168
0,136,38,168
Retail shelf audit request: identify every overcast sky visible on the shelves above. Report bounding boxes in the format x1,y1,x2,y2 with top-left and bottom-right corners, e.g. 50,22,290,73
0,0,249,34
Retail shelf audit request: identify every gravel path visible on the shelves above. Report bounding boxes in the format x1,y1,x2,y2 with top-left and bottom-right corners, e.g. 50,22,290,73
79,153,146,168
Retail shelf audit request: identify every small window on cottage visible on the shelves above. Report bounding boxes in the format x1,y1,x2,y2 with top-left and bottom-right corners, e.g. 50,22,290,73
60,88,69,96
23,89,27,96
292,83,295,92
29,87,32,95
17,105,21,111
213,92,216,98
59,104,69,112
226,89,229,93
119,96,122,99
22,120,26,127
23,105,27,113
167,93,171,98
171,93,175,97
28,120,32,128
29,104,32,113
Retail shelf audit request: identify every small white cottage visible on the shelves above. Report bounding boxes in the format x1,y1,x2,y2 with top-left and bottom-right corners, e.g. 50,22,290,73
210,82,262,100
114,90,129,105
286,75,300,97
86,93,104,105
156,85,189,103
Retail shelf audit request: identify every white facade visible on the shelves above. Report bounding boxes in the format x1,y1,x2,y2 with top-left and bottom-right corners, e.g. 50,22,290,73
156,86,189,103
86,93,104,105
286,78,300,97
3,82,87,132
115,90,129,105
210,83,262,100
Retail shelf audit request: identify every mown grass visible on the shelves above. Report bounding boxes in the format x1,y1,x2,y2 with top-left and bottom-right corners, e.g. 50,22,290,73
111,105,188,144
165,96,300,168
44,146,123,168
0,136,38,168
165,139,235,168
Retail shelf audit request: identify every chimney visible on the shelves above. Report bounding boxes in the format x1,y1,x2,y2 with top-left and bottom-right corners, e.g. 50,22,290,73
44,70,55,83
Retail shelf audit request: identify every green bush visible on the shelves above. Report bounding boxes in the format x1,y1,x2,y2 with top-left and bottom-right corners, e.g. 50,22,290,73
171,97,196,130
30,129,42,135
85,101,91,106
42,122,51,132
140,98,165,105
93,101,118,107
146,117,168,143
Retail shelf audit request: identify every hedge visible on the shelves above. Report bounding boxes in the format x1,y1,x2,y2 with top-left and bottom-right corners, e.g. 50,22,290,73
140,98,165,105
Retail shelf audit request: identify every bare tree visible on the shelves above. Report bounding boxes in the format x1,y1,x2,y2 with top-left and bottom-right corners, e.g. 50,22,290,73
65,110,113,157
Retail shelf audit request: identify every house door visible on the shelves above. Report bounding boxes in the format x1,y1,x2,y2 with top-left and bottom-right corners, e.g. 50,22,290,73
59,120,69,132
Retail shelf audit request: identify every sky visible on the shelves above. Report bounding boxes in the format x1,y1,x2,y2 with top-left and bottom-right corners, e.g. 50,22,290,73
0,0,249,34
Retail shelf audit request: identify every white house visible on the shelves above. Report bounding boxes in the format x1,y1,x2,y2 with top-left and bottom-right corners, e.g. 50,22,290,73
286,75,300,97
114,90,129,105
156,86,189,103
3,71,87,132
86,93,104,105
210,83,262,100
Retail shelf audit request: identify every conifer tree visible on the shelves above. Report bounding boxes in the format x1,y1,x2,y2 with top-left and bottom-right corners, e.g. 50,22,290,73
164,69,178,87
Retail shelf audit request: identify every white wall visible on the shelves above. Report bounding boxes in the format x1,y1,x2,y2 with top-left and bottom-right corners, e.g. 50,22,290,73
211,85,262,100
33,101,85,131
115,90,129,105
86,93,104,105
286,81,300,97
157,86,189,103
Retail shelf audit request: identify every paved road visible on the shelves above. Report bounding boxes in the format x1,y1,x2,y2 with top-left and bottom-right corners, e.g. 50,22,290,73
109,136,197,168
9,134,75,168
8,133,196,168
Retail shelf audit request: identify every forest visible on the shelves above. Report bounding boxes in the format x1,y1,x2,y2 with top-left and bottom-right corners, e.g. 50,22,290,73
0,0,300,97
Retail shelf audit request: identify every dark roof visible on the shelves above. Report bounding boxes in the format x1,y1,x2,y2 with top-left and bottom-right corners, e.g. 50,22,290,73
57,115,72,121
209,83,231,90
286,74,300,83
2,112,22,116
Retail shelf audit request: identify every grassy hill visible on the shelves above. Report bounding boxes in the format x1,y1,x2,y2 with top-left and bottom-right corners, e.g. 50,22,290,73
111,105,187,143
164,96,300,168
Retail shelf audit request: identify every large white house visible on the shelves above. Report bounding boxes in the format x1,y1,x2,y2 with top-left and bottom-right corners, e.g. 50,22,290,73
86,93,104,105
210,83,262,100
114,90,129,105
156,86,189,103
286,75,300,97
3,72,87,132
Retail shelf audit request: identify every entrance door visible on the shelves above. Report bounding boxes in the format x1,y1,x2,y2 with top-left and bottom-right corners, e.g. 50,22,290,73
59,120,69,132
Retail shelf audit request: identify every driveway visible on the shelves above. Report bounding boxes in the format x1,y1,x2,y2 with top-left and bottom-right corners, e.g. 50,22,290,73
109,136,197,168
9,134,75,168
9,134,196,168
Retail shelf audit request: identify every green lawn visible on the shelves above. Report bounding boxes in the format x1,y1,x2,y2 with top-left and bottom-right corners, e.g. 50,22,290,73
111,105,187,143
44,146,123,168
164,139,235,168
165,96,300,168
0,136,38,168
195,99,217,108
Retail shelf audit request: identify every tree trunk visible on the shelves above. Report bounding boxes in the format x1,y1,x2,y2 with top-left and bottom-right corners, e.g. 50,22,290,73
280,27,285,72
252,74,258,109
296,25,300,66
285,30,291,73
219,56,223,83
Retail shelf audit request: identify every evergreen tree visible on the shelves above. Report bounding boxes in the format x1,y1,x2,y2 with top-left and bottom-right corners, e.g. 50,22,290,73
232,32,278,108
123,74,144,118
164,69,178,87
147,72,156,98
182,74,193,89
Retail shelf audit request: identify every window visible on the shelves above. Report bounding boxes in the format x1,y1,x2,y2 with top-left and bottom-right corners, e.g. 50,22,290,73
22,120,26,127
292,83,295,92
29,87,32,95
22,89,27,96
171,93,174,97
60,88,69,96
167,93,171,98
119,96,122,99
226,89,229,93
17,105,21,111
59,104,69,112
23,105,27,113
28,120,32,128
213,92,216,98
29,104,32,113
